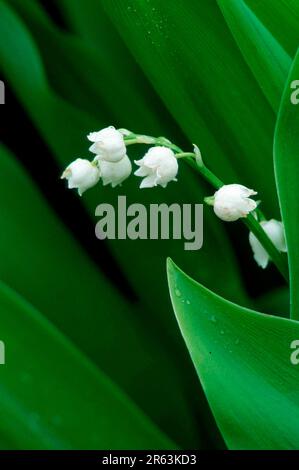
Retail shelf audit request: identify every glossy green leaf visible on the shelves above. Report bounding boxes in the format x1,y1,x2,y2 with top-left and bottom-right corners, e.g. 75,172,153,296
0,280,174,449
274,50,299,321
8,0,165,133
246,0,299,57
57,0,164,124
103,0,278,216
167,259,299,449
218,0,291,111
58,0,129,52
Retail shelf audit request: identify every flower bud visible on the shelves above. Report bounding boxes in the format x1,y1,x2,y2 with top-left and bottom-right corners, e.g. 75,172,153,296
99,155,132,188
193,144,203,166
249,219,287,268
134,146,178,189
61,158,100,196
213,184,257,222
87,126,126,162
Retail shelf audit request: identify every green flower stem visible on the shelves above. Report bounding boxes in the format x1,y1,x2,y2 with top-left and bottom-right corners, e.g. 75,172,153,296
124,134,181,152
124,138,139,146
124,133,289,282
178,153,223,188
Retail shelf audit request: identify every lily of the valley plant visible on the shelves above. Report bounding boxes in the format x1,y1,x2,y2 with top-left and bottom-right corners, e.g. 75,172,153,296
62,126,288,278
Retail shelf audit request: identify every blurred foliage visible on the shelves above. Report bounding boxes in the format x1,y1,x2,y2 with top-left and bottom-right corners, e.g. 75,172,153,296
0,0,297,450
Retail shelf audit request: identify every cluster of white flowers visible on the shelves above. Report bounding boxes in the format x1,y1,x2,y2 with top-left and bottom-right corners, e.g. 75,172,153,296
61,126,287,270
61,126,179,195
62,126,131,195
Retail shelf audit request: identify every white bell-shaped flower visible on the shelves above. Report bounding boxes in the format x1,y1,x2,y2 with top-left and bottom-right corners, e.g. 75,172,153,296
134,146,178,189
249,219,287,268
213,184,257,222
87,126,126,162
61,158,100,196
99,155,132,188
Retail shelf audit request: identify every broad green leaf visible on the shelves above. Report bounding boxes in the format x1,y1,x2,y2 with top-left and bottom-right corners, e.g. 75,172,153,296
167,259,299,450
57,0,165,135
0,280,174,449
246,0,299,57
58,0,129,51
8,0,165,133
274,50,299,321
103,0,279,216
217,0,291,112
0,144,202,448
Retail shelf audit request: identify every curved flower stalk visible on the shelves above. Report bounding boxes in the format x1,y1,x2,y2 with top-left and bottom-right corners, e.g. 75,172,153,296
61,126,288,281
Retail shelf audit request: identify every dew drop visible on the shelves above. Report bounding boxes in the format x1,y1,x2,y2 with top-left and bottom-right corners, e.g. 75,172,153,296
175,289,181,297
210,315,217,323
186,300,191,305
235,339,240,345
220,330,225,335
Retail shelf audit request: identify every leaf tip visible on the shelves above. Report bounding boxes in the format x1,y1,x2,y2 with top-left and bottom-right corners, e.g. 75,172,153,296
166,257,179,285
